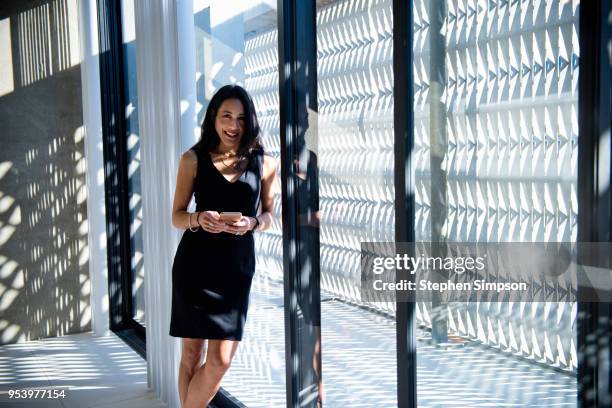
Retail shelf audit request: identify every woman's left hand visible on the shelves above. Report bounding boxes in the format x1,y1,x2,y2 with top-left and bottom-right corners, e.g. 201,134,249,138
224,216,255,236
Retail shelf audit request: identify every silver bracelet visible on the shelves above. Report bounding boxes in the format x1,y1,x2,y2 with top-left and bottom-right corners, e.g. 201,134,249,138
188,212,199,232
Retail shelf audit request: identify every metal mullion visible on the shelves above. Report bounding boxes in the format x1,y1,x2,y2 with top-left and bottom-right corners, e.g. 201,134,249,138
577,0,612,406
97,0,136,334
278,0,300,405
278,0,319,407
393,1,416,407
112,0,135,329
97,0,120,329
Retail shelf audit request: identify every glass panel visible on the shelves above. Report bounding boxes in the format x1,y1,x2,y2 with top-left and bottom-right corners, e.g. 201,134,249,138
316,0,397,405
121,0,145,325
192,2,285,406
412,0,579,405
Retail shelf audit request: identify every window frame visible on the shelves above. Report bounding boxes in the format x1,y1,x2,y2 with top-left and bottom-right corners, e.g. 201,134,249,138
577,0,612,406
97,0,145,357
392,1,417,407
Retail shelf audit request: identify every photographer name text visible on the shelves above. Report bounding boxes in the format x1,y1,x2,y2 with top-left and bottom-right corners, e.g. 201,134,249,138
372,279,528,293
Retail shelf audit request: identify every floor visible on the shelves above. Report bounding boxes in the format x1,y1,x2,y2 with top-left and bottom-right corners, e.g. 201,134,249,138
0,275,578,408
0,332,165,408
223,275,578,407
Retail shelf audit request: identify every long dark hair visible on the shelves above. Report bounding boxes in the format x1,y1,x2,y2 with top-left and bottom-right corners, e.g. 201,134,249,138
193,84,263,156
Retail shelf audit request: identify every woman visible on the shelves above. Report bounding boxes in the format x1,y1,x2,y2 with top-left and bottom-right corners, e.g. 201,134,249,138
169,85,276,408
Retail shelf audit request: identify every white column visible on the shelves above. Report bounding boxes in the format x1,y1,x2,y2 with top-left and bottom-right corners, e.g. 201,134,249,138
78,0,109,337
133,1,182,407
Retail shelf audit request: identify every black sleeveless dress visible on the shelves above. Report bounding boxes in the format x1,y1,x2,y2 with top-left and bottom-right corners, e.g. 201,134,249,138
169,146,262,340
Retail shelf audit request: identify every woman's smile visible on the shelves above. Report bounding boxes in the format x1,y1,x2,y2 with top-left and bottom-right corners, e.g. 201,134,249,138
223,129,240,139
215,98,246,151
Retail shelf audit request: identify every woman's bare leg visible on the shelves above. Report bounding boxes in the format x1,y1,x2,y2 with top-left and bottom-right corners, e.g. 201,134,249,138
179,338,206,407
184,339,239,408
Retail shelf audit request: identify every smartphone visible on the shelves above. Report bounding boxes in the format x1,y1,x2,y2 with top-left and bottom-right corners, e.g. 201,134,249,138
219,212,242,222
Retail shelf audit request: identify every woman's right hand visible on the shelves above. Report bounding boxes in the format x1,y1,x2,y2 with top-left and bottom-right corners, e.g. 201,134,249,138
198,211,226,233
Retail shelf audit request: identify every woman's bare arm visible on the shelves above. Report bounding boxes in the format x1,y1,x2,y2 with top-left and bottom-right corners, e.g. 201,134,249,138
256,154,278,231
172,150,198,229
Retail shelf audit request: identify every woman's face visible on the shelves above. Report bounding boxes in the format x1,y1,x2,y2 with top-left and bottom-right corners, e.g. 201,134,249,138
214,98,246,153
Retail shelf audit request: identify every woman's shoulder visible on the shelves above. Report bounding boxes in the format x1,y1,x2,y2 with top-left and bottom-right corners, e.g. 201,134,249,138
247,148,275,177
179,149,198,179
181,149,198,164
261,154,277,179
261,153,276,165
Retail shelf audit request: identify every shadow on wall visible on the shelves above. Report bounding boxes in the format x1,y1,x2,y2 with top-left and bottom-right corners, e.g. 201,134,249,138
0,0,90,344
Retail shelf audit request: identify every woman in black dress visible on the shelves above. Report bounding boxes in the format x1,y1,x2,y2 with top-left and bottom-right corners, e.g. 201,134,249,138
169,85,276,408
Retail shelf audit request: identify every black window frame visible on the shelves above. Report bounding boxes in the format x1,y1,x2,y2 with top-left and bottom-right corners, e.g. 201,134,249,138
392,1,417,407
97,0,145,358
577,1,612,407
278,1,321,407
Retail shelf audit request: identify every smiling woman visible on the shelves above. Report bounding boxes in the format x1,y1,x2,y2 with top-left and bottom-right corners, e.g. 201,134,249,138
168,84,277,408
215,100,246,146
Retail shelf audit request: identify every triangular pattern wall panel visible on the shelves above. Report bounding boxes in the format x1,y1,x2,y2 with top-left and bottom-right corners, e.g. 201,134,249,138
244,0,578,372
413,0,579,371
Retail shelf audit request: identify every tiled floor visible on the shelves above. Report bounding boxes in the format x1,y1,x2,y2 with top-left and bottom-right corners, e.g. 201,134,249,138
0,332,165,408
223,275,578,407
0,275,578,408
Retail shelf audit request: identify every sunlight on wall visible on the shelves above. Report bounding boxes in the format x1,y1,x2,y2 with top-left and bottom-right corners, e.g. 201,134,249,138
0,160,21,328
0,18,15,97
0,0,91,342
9,0,80,90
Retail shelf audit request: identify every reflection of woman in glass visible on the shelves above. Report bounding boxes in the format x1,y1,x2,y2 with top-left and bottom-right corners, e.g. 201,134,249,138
295,143,324,407
169,85,277,408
